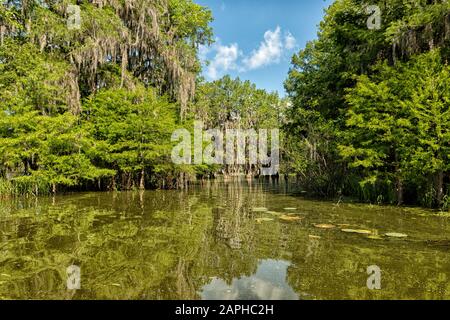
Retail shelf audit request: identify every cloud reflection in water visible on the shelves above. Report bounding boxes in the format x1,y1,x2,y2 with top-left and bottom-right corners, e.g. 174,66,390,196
200,259,299,300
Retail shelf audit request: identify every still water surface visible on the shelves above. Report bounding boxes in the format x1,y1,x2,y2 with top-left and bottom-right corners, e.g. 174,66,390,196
1,180,449,299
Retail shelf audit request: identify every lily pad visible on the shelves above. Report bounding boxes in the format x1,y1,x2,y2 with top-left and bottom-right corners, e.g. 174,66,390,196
284,208,297,211
385,232,408,238
255,217,274,224
314,224,336,229
337,224,351,227
341,229,372,235
252,207,268,212
367,235,383,240
279,215,302,222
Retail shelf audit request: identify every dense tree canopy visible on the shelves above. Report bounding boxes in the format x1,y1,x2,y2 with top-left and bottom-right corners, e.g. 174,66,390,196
192,76,285,177
0,0,213,115
0,0,214,194
0,0,285,195
285,0,450,208
2,0,449,210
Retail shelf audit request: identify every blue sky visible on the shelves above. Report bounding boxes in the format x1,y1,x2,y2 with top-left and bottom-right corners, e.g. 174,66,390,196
196,0,333,95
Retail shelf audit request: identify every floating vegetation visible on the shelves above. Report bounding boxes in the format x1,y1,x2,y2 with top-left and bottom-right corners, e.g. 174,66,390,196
252,207,268,212
385,232,408,238
255,217,274,224
279,215,302,222
314,224,336,229
435,212,450,217
367,235,383,240
337,224,351,227
284,208,297,211
341,229,372,235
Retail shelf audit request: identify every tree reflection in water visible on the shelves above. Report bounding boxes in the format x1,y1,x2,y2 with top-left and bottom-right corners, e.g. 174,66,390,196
0,180,450,299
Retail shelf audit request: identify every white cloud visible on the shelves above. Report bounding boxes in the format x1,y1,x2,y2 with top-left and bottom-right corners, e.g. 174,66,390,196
198,44,211,62
284,32,297,50
206,42,240,80
200,27,297,79
243,26,284,70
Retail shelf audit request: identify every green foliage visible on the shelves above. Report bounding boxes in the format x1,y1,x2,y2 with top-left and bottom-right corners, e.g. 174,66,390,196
83,87,179,189
0,40,71,114
0,0,215,194
341,50,450,206
192,76,285,176
193,76,281,129
285,0,450,208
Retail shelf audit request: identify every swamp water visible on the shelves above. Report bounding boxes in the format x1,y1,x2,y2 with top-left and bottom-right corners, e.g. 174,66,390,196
0,181,449,299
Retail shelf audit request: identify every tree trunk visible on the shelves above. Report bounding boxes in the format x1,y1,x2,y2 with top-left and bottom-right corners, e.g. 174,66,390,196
394,156,403,206
23,159,30,175
126,173,132,190
396,176,404,206
436,171,444,207
140,169,145,190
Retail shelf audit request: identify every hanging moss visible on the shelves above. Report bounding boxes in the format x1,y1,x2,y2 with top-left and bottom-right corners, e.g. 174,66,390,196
2,0,212,116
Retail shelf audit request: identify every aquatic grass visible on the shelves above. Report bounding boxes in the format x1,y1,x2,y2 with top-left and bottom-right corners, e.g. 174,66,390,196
0,178,51,197
435,211,450,217
0,178,13,195
441,195,450,211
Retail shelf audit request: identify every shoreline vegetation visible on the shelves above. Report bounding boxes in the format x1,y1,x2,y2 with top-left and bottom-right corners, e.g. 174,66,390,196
0,175,446,216
1,0,450,210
